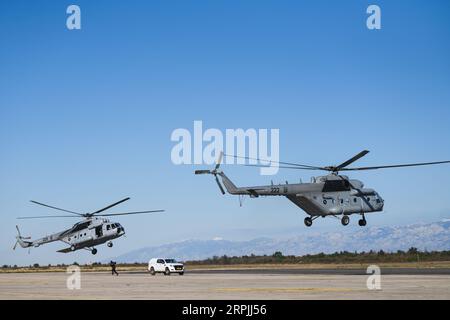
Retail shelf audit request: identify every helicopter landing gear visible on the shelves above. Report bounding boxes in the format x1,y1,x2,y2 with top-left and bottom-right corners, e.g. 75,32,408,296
91,248,97,255
107,241,113,248
304,216,318,227
341,215,350,226
304,217,313,227
304,216,323,227
358,215,367,227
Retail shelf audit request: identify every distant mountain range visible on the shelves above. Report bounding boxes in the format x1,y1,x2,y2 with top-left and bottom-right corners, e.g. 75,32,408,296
111,220,450,263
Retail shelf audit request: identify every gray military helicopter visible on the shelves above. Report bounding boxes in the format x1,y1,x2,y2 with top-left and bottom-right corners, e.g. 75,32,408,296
195,151,450,227
13,198,164,255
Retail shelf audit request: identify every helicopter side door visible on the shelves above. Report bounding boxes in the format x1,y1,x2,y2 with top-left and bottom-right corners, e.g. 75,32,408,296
95,226,103,238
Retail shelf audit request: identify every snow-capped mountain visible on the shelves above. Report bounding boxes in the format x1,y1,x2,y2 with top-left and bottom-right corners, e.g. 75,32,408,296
111,220,450,263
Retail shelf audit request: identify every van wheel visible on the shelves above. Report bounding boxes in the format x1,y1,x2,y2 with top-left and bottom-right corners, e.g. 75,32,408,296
164,268,171,276
150,267,155,275
179,272,184,276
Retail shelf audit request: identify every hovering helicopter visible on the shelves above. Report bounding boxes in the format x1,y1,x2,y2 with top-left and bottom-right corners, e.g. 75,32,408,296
13,197,164,255
195,151,450,227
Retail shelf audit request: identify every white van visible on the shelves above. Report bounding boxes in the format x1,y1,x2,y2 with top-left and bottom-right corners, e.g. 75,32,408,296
148,258,184,275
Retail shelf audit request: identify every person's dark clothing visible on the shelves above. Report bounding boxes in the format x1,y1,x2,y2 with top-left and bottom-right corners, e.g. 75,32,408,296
110,261,119,276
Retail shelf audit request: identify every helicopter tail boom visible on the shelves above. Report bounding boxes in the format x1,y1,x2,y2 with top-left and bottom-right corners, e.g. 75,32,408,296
217,172,240,195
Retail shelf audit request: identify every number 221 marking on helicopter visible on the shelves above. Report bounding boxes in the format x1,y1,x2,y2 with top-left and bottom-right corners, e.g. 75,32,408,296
13,198,164,255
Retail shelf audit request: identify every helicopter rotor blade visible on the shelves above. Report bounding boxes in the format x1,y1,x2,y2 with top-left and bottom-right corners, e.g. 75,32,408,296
13,241,18,250
223,154,323,169
340,160,450,171
335,150,370,171
91,197,130,215
30,200,83,216
195,170,212,175
94,210,165,217
215,175,226,195
17,215,82,219
244,164,322,170
215,152,224,170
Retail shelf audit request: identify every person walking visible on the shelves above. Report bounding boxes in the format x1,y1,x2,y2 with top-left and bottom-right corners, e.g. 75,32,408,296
110,260,119,276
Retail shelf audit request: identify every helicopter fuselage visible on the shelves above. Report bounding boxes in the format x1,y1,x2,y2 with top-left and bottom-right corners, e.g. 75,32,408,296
19,218,125,253
14,197,163,255
218,172,384,219
195,149,450,226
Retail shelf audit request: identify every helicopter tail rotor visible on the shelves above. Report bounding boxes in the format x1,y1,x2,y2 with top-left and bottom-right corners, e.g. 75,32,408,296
195,152,226,195
13,225,31,250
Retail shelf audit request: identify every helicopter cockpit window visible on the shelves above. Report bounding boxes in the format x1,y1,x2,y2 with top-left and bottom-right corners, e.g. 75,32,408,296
322,180,351,192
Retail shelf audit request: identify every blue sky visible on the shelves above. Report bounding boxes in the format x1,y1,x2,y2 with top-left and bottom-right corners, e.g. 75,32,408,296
1,0,450,265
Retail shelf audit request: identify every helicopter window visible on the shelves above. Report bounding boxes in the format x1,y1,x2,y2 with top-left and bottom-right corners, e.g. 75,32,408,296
322,180,351,192
353,198,357,203
376,199,381,203
107,225,111,231
323,199,327,205
340,199,344,204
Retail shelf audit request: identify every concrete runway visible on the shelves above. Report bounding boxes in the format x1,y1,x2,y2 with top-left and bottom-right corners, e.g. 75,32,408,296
1,270,449,299
188,268,450,275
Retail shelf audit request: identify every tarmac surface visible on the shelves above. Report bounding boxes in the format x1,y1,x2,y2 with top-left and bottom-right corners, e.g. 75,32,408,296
188,267,450,275
1,269,450,299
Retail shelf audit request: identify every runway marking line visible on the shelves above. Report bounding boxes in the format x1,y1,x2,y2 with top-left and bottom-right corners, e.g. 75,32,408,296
213,287,358,293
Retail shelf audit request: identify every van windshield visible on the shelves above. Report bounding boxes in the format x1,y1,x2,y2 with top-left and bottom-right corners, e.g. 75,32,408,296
164,259,177,263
